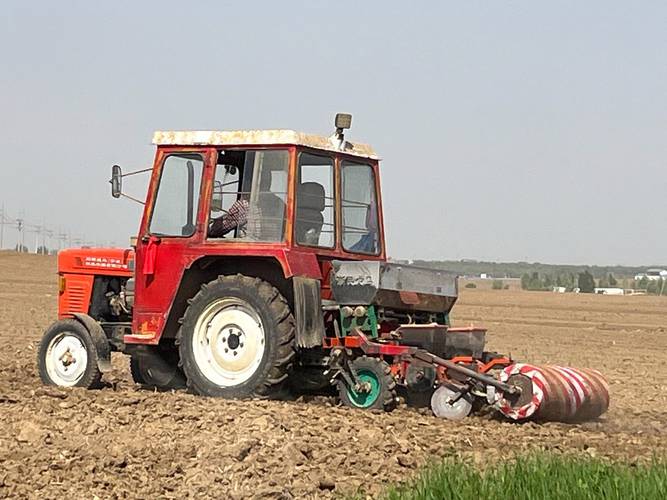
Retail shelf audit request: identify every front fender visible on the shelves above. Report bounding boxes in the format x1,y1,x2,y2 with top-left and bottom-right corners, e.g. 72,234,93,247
72,313,112,373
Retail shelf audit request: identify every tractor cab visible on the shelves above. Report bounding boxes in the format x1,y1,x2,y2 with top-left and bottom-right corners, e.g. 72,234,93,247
116,114,384,260
111,115,388,348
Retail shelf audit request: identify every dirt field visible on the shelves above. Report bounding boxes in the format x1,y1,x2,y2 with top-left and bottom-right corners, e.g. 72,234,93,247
1,252,665,499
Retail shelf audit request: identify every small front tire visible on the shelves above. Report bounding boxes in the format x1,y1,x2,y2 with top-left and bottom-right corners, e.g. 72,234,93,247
37,319,103,389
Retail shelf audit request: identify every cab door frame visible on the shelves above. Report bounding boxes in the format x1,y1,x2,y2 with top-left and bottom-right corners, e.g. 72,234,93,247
129,146,214,344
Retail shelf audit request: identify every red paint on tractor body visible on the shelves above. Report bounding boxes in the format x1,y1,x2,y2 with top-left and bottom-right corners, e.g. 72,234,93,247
57,144,386,345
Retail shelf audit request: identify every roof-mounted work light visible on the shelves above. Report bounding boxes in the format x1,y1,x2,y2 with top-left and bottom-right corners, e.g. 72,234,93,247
333,113,352,148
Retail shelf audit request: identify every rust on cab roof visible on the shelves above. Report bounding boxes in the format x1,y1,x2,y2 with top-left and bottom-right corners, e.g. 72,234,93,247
152,129,379,159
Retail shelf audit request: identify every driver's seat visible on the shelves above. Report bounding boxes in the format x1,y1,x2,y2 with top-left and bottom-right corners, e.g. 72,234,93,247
295,182,325,245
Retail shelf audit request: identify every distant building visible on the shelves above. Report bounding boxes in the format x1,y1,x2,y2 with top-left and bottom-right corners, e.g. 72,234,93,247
634,269,667,281
594,287,625,295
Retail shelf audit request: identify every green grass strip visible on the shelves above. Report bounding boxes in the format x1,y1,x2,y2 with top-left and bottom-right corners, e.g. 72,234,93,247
383,454,667,500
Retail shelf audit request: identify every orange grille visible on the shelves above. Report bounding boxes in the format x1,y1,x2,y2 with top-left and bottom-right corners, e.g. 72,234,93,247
58,274,94,317
66,283,88,312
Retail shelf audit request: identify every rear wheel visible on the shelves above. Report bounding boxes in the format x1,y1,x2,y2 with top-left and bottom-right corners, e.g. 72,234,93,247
37,319,103,389
338,356,397,411
178,274,295,398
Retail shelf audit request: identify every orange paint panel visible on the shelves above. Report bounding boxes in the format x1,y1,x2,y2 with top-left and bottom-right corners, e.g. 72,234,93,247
58,273,94,318
58,247,134,278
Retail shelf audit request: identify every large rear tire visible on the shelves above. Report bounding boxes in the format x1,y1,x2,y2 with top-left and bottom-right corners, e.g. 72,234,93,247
177,274,295,398
37,319,103,389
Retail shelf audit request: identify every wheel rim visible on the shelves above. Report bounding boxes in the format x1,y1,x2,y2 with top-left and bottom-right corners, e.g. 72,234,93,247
192,297,265,387
346,369,381,408
45,333,89,386
430,385,472,420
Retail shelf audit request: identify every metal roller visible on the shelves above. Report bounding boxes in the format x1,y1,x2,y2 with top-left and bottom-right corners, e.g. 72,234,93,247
495,363,609,423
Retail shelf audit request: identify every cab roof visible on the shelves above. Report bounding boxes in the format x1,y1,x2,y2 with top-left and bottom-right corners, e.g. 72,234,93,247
152,130,379,160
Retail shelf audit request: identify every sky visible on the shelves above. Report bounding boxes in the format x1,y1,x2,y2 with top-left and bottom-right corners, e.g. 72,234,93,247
0,1,665,265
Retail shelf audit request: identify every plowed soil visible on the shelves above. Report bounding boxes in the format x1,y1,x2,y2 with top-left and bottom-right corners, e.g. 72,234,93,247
1,253,665,499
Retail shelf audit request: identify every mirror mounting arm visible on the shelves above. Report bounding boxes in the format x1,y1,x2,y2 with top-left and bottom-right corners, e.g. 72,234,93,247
119,193,146,205
122,167,153,178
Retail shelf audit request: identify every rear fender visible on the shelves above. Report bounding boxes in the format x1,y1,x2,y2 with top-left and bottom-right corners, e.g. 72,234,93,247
72,313,112,373
293,276,325,348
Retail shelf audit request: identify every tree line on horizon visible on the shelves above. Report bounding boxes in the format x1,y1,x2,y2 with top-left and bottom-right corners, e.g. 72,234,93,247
409,259,661,280
409,259,667,295
519,271,666,294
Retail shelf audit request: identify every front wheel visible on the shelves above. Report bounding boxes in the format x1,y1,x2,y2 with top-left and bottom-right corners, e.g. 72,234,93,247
177,274,295,398
37,319,103,389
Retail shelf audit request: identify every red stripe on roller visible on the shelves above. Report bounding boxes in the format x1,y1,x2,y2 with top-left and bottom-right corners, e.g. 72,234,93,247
542,366,575,419
559,367,593,417
555,367,584,409
559,367,591,399
581,368,610,412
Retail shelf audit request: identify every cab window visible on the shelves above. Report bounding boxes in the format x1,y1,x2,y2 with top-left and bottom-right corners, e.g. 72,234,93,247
149,153,204,237
341,161,380,254
208,149,288,241
296,152,335,248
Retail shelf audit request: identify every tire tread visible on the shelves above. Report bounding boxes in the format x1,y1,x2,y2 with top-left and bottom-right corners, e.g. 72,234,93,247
37,319,103,389
177,274,296,398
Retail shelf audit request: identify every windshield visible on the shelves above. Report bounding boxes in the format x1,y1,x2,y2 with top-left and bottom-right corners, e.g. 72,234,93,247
149,153,204,237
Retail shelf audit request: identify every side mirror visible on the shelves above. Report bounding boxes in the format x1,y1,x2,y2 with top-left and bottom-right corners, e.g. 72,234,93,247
110,165,122,198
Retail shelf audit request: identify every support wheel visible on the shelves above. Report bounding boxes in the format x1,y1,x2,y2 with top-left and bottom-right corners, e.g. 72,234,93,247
37,319,103,389
177,274,295,398
338,356,397,411
130,347,185,390
431,385,473,420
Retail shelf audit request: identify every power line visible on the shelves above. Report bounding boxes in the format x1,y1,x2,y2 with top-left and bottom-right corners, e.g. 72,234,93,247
0,204,105,253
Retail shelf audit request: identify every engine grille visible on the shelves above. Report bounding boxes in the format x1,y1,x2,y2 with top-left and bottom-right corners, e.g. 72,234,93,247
65,280,89,313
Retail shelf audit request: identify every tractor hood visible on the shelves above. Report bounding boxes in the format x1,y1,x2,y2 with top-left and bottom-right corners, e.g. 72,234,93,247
58,247,134,278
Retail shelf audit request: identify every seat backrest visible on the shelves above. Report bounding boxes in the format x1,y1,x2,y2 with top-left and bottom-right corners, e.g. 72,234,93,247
296,182,325,245
247,192,285,241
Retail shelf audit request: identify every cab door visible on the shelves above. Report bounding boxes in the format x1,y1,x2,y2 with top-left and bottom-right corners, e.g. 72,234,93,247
130,149,210,344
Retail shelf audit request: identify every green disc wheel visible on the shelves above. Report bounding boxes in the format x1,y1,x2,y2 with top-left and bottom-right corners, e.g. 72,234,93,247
338,356,397,411
347,369,381,407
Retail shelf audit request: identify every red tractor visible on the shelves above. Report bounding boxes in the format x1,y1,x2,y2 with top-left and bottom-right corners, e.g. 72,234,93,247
37,115,609,422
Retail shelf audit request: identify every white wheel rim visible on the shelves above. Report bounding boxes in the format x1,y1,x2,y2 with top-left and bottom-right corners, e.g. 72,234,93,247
45,332,89,386
431,385,472,420
192,297,266,387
